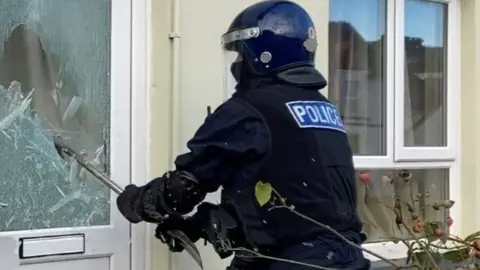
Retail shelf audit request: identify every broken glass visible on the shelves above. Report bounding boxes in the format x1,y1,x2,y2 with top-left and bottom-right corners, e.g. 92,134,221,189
0,0,112,231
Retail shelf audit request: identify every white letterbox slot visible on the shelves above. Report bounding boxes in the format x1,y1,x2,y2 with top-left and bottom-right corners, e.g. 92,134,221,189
20,234,85,259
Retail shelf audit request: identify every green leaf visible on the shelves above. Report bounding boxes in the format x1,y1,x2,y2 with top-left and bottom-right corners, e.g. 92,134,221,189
426,221,441,231
255,181,273,207
442,247,470,263
465,231,480,242
411,251,429,266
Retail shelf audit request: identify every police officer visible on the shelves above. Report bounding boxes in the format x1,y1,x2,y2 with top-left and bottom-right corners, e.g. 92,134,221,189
116,1,369,269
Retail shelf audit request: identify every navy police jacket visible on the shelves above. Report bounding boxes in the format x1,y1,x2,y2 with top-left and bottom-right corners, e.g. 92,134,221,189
174,77,362,250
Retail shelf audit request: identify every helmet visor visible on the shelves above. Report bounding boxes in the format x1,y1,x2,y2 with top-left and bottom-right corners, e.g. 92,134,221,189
221,48,240,97
221,27,260,97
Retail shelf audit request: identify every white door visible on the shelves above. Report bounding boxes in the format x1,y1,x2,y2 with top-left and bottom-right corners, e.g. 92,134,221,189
0,0,132,269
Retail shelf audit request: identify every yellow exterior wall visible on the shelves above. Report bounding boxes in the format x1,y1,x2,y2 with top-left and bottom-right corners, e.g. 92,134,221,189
147,0,475,269
148,0,171,269
460,0,480,236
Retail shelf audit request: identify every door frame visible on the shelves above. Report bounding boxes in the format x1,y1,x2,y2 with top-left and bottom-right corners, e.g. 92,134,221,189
0,0,137,268
130,0,150,270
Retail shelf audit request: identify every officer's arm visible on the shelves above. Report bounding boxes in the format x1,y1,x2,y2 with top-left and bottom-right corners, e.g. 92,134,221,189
117,98,269,223
175,98,269,192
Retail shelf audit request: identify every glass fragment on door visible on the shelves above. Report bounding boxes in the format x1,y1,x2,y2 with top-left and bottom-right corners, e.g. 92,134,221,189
0,0,112,232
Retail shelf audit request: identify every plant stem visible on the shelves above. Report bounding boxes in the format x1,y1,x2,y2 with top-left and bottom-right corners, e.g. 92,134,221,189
447,236,474,247
450,237,467,262
398,238,423,268
400,222,439,269
306,212,396,266
230,247,336,270
268,191,401,269
371,197,438,269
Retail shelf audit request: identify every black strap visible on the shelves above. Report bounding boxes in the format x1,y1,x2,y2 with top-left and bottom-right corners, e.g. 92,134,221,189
197,202,241,259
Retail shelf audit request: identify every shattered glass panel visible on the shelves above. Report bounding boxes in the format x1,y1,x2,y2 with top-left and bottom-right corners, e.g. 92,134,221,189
0,0,112,231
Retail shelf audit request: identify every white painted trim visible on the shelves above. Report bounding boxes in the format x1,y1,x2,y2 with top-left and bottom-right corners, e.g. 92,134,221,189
354,160,455,169
450,0,462,237
449,159,461,235
110,0,134,268
170,0,182,167
130,0,150,270
394,0,459,162
110,0,133,233
353,0,395,169
144,0,154,268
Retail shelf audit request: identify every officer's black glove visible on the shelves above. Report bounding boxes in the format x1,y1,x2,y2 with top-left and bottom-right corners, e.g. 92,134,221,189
116,182,167,224
116,184,144,223
155,213,204,252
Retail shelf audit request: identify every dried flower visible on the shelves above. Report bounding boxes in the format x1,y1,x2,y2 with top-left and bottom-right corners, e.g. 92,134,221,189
446,216,453,227
359,172,372,185
398,170,412,181
434,228,444,237
432,200,455,210
442,200,455,209
471,240,480,258
413,220,425,233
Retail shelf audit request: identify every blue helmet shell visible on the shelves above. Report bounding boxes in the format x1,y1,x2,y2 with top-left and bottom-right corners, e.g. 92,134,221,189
221,0,318,76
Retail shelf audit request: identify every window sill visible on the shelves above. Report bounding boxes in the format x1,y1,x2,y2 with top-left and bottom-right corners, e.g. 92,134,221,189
370,259,473,270
370,258,410,269
363,241,409,262
364,238,469,268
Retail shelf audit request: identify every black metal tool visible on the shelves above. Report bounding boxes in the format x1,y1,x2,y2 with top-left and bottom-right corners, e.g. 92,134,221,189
53,135,204,269
54,136,123,194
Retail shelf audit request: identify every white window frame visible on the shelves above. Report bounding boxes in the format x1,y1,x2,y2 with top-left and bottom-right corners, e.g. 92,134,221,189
352,0,395,169
393,0,459,162
341,0,462,262
130,0,150,270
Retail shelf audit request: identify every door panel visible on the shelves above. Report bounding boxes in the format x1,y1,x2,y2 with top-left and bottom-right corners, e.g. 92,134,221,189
22,257,110,270
0,0,112,232
0,0,131,269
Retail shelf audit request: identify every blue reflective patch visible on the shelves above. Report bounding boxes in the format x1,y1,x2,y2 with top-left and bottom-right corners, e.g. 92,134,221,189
285,101,345,133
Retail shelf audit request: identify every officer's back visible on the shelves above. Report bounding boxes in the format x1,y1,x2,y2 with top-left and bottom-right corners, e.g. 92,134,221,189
223,76,366,270
233,77,362,242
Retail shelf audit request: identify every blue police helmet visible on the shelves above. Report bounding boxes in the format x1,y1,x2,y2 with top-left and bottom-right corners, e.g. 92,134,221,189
221,0,318,76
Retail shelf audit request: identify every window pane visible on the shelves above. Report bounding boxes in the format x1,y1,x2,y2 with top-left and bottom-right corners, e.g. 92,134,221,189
329,0,387,156
404,0,447,147
0,0,111,231
356,168,449,243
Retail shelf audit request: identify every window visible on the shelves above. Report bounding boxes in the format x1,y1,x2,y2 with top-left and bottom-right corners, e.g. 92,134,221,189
356,169,448,243
329,0,387,156
329,0,459,260
400,0,451,157
0,0,112,231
